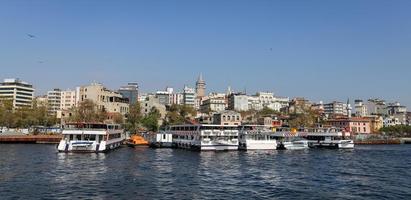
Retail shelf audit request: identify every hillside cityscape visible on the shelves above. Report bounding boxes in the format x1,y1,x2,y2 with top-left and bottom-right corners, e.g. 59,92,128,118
1,76,410,137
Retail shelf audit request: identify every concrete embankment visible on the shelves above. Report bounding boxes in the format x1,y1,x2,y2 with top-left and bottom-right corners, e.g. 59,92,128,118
355,139,402,145
0,135,62,144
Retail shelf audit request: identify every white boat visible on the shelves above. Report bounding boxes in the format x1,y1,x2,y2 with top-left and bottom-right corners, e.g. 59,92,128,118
271,131,309,150
305,128,354,149
58,123,125,153
168,124,239,151
148,132,173,148
238,125,277,150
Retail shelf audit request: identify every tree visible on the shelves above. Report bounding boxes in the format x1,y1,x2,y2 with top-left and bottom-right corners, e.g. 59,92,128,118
0,98,14,127
70,100,106,123
163,104,196,126
112,113,124,124
288,107,318,128
142,107,161,132
125,102,143,133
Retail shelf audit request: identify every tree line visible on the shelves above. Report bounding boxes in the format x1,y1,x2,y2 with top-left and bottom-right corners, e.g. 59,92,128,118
0,99,57,128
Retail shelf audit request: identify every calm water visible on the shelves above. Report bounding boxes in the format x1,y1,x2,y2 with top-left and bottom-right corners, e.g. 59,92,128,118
0,144,410,200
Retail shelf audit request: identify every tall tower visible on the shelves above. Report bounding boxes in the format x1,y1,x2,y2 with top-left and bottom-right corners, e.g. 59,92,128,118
195,74,206,98
347,98,352,118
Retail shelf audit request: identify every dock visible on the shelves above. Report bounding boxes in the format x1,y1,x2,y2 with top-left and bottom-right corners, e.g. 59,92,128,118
354,139,402,145
0,135,62,144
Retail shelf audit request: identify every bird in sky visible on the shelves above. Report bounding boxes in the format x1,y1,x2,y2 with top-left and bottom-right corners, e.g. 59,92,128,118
27,34,36,38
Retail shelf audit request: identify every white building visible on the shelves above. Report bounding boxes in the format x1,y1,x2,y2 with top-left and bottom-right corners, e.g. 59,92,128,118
366,99,386,115
0,78,34,109
60,89,78,110
354,99,368,117
183,86,196,106
170,93,184,105
47,88,62,115
323,101,348,116
200,97,226,113
248,92,289,112
228,93,249,111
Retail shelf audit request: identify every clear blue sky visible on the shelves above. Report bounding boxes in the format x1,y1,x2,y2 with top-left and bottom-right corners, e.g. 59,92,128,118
1,0,410,107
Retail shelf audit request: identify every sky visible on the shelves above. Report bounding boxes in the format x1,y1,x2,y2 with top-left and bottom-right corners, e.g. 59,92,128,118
0,0,410,107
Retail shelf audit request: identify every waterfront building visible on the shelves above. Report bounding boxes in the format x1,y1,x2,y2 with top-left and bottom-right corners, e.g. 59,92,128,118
354,99,368,117
140,95,166,126
200,96,226,113
47,88,61,115
195,74,206,99
79,82,129,116
288,98,312,114
0,78,34,109
323,101,348,117
366,99,386,115
311,102,325,115
383,116,402,127
366,116,384,133
118,82,139,105
155,90,171,106
60,89,78,110
248,92,289,112
213,110,242,126
35,96,48,106
327,117,371,134
183,86,196,106
170,93,184,105
228,93,249,111
386,102,407,124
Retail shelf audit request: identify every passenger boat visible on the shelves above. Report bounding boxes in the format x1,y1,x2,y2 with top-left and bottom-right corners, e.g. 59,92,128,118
238,125,277,150
57,123,125,153
270,129,309,150
305,128,354,149
168,124,239,151
148,132,173,148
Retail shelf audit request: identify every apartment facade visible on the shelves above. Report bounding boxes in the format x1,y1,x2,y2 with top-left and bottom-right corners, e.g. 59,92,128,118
60,89,78,110
0,78,34,109
118,82,139,105
79,83,129,115
47,88,62,115
228,93,249,111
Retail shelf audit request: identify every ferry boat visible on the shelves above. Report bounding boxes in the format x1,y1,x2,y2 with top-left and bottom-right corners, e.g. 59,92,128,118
148,132,173,148
270,129,309,150
58,123,125,153
168,124,239,151
238,125,277,150
305,128,354,149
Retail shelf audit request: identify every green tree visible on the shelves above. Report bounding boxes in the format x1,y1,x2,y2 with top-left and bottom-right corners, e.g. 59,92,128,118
163,104,196,126
125,102,143,133
70,100,107,123
288,107,318,128
142,107,161,132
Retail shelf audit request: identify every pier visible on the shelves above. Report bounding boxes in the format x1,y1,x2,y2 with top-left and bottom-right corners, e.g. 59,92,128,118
354,139,402,145
0,135,62,144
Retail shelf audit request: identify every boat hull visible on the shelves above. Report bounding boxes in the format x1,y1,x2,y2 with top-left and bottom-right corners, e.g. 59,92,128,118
239,141,277,150
277,141,309,150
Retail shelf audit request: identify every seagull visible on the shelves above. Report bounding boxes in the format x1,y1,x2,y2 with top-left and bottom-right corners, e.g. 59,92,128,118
27,34,36,38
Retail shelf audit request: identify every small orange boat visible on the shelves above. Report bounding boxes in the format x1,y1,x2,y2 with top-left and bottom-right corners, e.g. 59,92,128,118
126,134,149,147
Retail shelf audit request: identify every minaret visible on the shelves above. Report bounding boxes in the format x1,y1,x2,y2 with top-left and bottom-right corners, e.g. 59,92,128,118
347,98,352,118
195,73,206,98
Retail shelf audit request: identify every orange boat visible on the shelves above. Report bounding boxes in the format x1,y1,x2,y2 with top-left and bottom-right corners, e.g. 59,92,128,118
126,134,149,147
